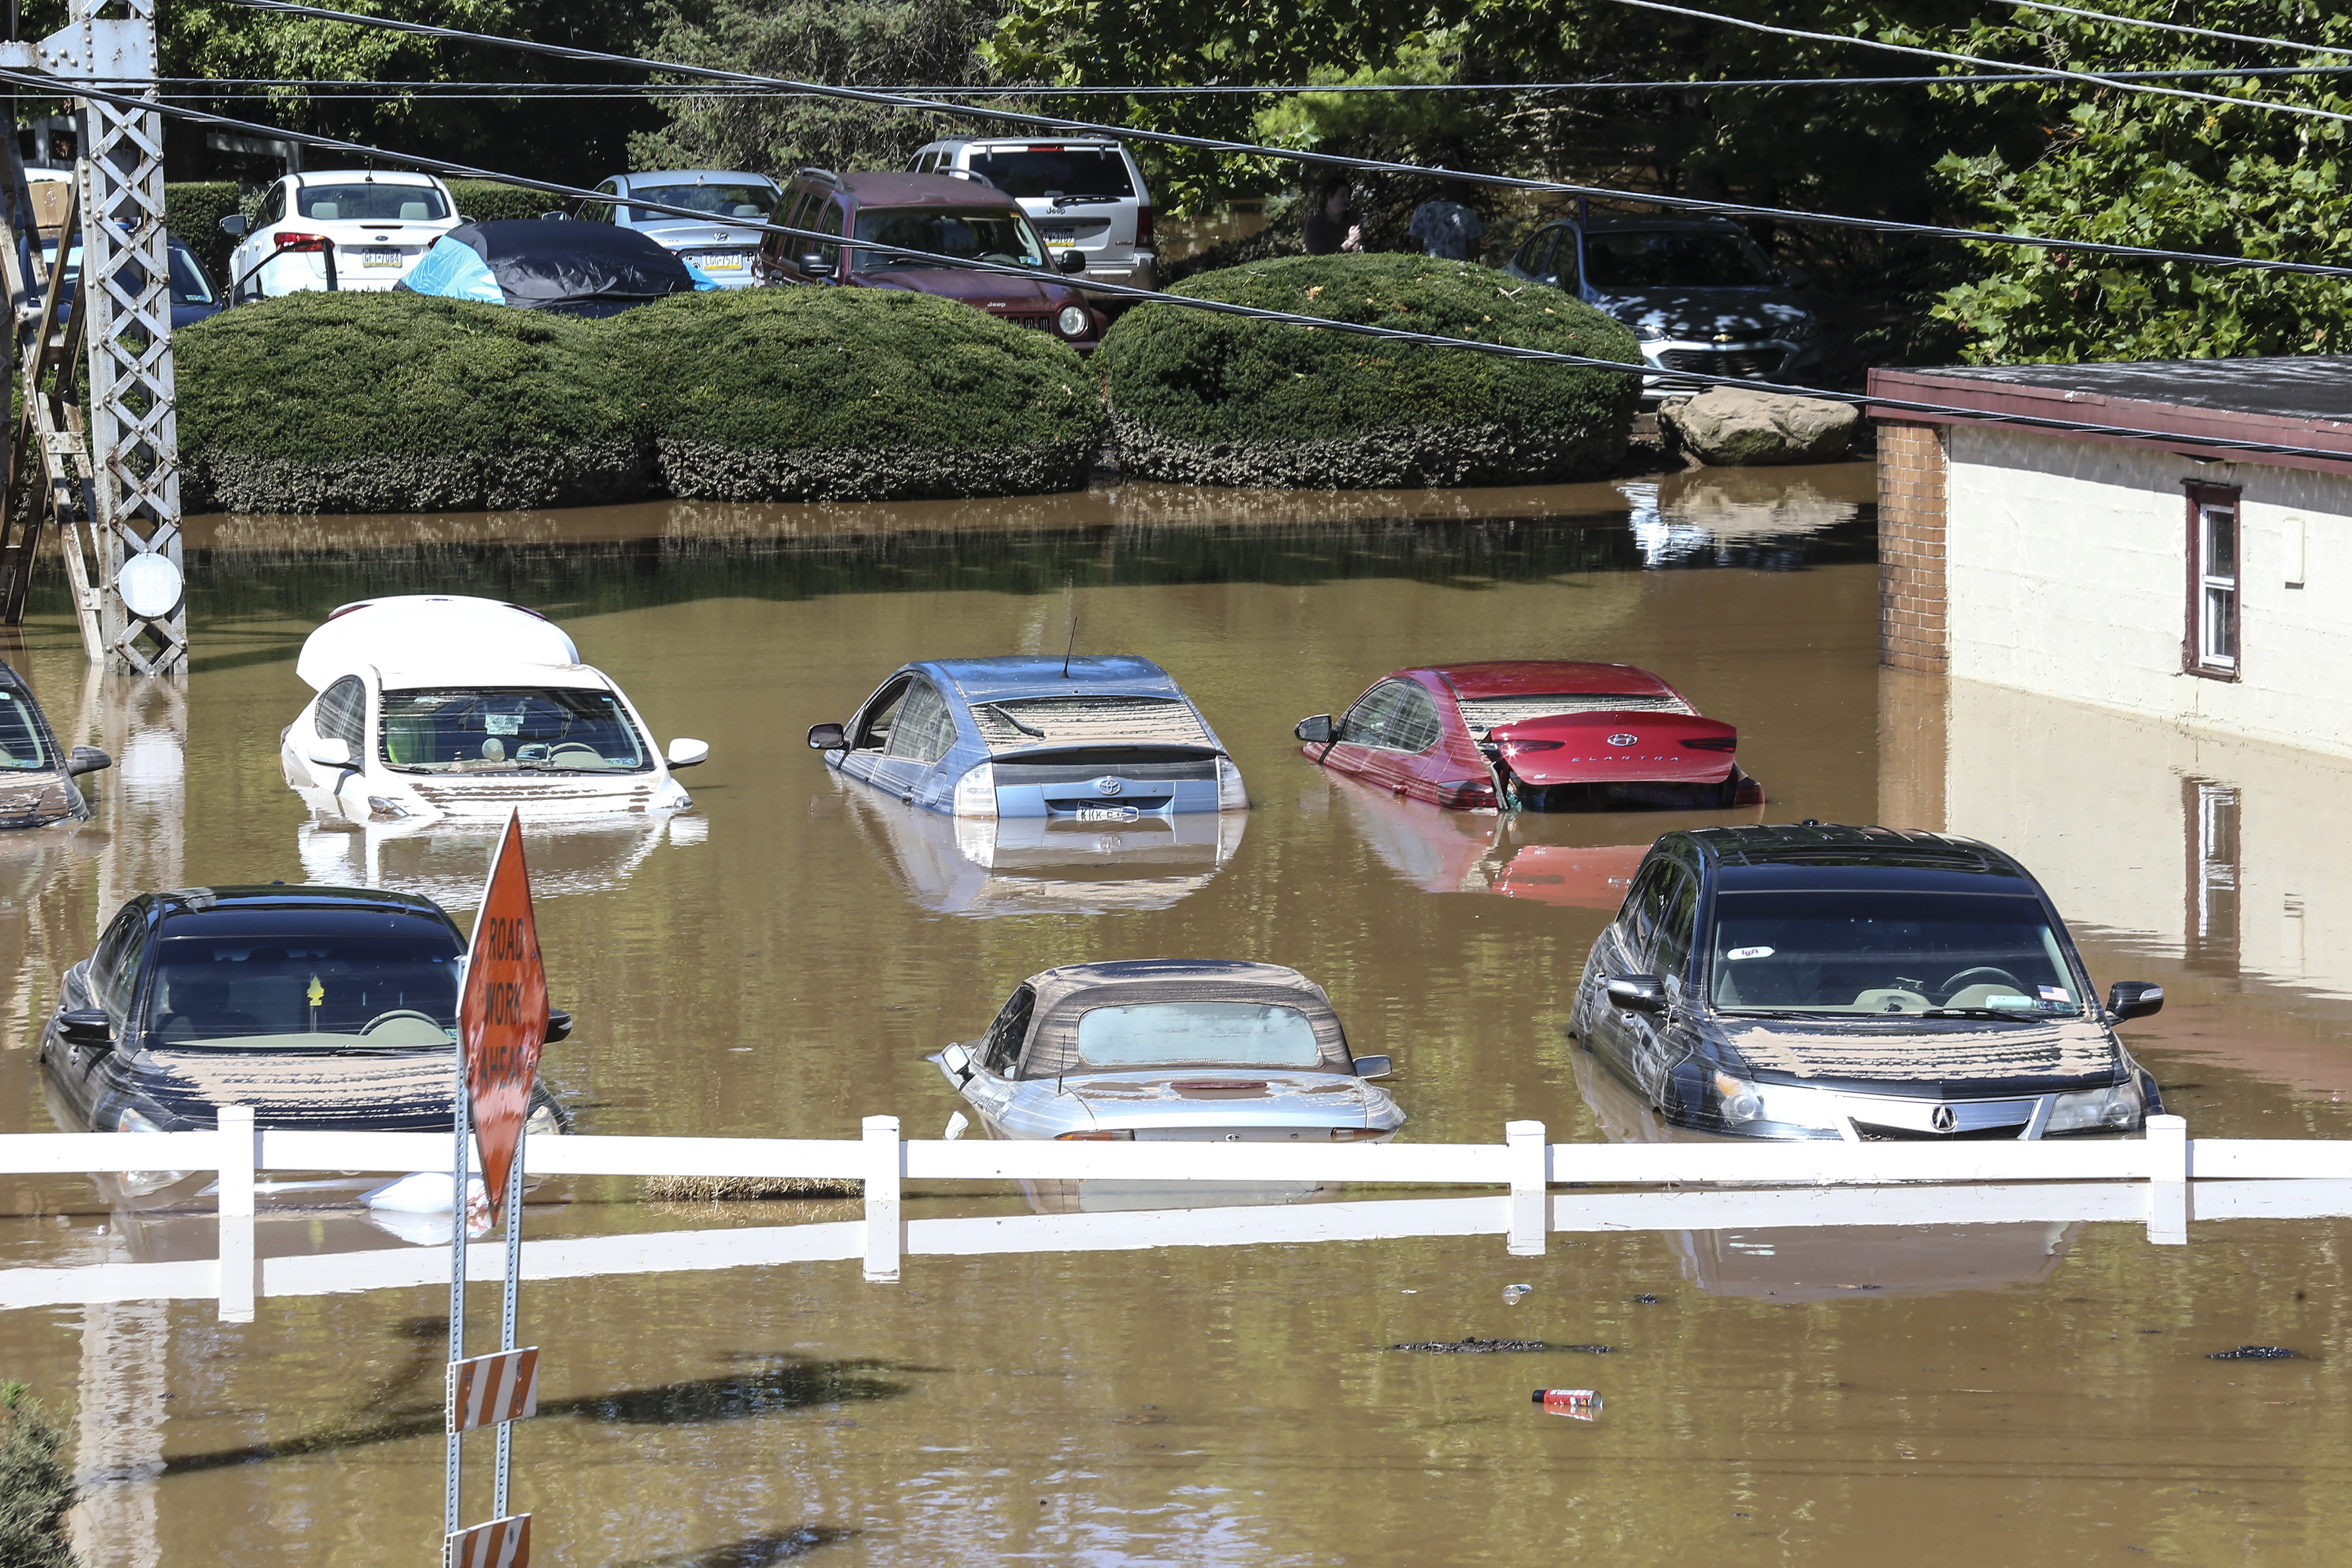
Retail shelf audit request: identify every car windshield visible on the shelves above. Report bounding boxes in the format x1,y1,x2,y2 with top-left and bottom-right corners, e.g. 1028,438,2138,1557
143,933,460,1047
1075,1002,1322,1067
964,148,1135,201
380,687,648,774
169,246,213,305
1708,889,2082,1015
1585,230,1775,290
294,184,449,222
851,207,1046,271
626,183,775,223
969,695,1213,753
0,690,48,769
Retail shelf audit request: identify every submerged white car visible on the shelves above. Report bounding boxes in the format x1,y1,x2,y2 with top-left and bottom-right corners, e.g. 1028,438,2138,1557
221,169,463,300
280,596,708,825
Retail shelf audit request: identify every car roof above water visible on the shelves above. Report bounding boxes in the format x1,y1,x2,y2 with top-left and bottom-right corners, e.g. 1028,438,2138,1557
148,884,461,937
923,655,1183,702
1427,660,1677,700
1678,824,2042,893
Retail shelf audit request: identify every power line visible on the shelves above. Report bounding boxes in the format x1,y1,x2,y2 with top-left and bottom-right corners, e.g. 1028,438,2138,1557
2006,0,2352,59
14,62,2352,473
1616,0,2352,128
201,0,2352,281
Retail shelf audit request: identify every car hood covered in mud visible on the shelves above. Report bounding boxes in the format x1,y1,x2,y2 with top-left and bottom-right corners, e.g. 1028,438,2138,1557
1715,1014,2126,1089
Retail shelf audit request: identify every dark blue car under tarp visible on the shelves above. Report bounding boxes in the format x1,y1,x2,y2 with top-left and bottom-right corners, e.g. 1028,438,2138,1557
396,219,713,317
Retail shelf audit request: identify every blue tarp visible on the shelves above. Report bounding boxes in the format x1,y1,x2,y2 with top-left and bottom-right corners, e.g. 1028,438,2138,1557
396,220,700,316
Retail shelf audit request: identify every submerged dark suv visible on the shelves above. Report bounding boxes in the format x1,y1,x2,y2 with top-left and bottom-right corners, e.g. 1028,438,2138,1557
757,169,1101,351
1569,823,2165,1141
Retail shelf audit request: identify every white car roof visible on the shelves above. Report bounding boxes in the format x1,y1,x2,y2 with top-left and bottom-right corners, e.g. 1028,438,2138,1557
291,169,445,188
296,596,579,691
375,660,616,693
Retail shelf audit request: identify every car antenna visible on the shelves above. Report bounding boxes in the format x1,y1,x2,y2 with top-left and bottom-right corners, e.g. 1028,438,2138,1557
1060,574,1079,679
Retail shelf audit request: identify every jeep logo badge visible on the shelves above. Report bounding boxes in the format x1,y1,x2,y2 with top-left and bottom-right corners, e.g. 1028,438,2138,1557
1606,733,1638,747
1094,777,1123,796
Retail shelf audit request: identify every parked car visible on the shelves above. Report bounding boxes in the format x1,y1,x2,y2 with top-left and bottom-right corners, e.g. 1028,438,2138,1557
808,655,1244,820
0,660,109,828
574,169,779,289
24,233,221,330
908,137,1155,294
1569,823,2167,1142
1295,660,1761,813
281,595,708,826
220,169,463,301
40,884,570,1196
398,220,701,316
1503,215,1827,395
931,959,1401,1144
757,169,1101,350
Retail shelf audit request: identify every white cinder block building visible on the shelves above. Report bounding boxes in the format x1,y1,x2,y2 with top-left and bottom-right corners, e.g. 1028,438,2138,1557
1869,358,2352,761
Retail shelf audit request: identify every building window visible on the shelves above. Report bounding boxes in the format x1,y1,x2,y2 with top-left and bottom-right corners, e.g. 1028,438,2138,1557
2184,485,2240,680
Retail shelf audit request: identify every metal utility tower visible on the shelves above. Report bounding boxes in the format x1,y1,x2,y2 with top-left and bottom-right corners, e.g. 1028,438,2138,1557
0,0,186,672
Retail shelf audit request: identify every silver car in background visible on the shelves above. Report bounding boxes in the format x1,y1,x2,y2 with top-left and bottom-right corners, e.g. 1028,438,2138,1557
575,169,779,290
907,137,1156,294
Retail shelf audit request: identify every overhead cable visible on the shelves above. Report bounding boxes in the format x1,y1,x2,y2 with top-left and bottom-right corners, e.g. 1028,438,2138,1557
199,0,2352,280
15,63,2352,472
1615,0,2352,128
2005,0,2352,59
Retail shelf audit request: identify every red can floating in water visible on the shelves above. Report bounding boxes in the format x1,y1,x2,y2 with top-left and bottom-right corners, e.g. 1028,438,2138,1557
1533,1388,1602,1420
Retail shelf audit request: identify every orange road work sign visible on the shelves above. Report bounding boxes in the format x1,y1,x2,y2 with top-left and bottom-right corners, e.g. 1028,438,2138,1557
461,810,549,1224
448,1347,540,1435
445,1515,529,1568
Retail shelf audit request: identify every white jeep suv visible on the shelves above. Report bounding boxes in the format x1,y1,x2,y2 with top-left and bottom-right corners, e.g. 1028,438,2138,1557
221,170,463,301
907,138,1155,294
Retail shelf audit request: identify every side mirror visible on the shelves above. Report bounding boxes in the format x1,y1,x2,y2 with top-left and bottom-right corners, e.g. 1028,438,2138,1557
218,213,248,238
540,209,571,221
807,722,848,751
940,1041,975,1082
308,737,353,771
1294,714,1333,744
1057,249,1087,275
1782,266,1812,289
543,1008,573,1044
66,745,111,777
665,738,710,770
2107,981,2164,1022
1606,974,1669,1014
1353,1054,1392,1079
58,1008,112,1049
799,251,834,279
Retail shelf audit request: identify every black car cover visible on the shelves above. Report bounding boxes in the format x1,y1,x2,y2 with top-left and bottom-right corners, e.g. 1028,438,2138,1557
397,219,697,317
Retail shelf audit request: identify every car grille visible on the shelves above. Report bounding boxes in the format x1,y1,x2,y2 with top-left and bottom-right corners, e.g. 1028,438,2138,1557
1853,1119,2032,1142
1005,314,1053,333
1656,349,1784,379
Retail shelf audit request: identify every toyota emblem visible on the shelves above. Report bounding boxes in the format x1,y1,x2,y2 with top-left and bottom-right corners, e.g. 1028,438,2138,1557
1094,777,1123,796
1606,732,1639,747
1931,1105,1956,1132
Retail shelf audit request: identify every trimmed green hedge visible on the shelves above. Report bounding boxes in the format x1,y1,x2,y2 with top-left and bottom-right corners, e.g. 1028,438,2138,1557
165,181,242,286
176,288,1100,513
448,180,559,225
1099,254,1644,489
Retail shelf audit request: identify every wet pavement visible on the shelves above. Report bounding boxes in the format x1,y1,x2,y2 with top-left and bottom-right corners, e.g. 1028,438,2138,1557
1,462,2349,1565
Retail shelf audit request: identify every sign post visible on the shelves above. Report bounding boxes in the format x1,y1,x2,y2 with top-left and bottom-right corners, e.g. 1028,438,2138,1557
445,810,550,1566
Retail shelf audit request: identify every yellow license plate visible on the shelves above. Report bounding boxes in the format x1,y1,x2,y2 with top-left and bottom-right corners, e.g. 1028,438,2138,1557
701,255,744,270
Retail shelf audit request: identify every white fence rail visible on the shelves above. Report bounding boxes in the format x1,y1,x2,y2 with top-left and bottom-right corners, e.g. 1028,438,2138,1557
6,1111,2351,1321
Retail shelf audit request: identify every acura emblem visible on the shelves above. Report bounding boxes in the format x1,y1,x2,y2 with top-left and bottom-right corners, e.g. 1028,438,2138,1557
1931,1105,1956,1132
1606,732,1638,747
1094,777,1123,796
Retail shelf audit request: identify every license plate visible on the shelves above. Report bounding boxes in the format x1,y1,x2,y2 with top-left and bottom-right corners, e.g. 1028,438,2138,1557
1073,806,1139,823
358,249,402,268
1043,230,1076,243
700,254,745,271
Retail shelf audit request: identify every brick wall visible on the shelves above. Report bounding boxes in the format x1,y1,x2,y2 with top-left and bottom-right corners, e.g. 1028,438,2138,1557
1878,420,1948,673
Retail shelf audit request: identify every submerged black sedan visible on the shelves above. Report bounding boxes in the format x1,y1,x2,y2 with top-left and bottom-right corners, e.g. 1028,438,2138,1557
42,885,567,1179
1569,824,2164,1140
0,659,109,828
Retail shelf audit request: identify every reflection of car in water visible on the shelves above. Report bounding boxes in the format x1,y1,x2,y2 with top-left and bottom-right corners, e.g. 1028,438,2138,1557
1571,1047,2080,1300
40,885,568,1204
838,775,1243,917
1570,823,2167,1142
1295,660,1762,813
296,809,702,911
0,659,110,828
931,960,1401,1212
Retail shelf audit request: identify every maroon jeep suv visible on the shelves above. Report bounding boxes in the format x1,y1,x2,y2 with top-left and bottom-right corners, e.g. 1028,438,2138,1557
758,169,1102,351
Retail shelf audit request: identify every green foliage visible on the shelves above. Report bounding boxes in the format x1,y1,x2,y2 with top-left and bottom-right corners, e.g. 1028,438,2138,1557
1101,253,1639,444
0,1382,76,1568
448,182,560,226
163,182,241,287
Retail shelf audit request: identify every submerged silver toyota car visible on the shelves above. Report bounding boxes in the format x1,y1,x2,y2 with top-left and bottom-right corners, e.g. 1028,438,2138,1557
931,959,1402,1143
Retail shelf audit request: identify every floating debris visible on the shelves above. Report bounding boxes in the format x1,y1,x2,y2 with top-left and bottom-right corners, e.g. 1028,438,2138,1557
2208,1346,2303,1360
1532,1388,1602,1420
643,1174,862,1201
1502,1283,1533,1306
1632,1294,1660,1305
1387,1338,1613,1355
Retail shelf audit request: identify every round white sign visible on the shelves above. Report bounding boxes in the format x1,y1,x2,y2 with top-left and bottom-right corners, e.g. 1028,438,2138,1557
116,552,183,621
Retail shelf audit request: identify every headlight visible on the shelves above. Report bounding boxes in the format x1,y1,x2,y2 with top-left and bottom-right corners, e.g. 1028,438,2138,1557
953,761,998,818
1214,755,1248,812
1713,1071,1765,1125
526,1103,562,1138
1783,316,1822,342
2048,1079,2144,1134
1635,322,1669,342
1056,303,1090,336
115,1105,165,1134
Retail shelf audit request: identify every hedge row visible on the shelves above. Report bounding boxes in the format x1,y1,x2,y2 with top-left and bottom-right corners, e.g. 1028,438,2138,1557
175,288,1100,513
1098,254,1643,489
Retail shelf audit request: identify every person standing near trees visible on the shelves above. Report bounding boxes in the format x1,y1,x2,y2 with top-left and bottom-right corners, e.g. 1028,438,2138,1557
1302,177,1362,254
1408,181,1484,261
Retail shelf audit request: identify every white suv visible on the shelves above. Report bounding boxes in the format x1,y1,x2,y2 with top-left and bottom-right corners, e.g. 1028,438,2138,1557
220,170,463,302
907,138,1155,293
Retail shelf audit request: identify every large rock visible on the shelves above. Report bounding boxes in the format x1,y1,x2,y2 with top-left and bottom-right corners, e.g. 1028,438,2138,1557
1658,387,1859,466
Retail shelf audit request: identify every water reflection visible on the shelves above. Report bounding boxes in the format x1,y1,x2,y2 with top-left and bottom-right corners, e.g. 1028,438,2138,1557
840,778,1245,917
1622,466,1874,571
294,807,705,911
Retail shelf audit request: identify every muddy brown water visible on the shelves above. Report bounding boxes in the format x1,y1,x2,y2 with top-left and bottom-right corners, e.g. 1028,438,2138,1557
1,464,2348,1565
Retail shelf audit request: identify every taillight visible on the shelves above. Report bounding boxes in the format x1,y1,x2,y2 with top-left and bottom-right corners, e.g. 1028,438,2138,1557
1681,737,1738,752
1435,778,1497,809
275,231,332,253
1137,205,1155,248
1055,1129,1134,1140
1733,776,1766,806
1502,738,1562,754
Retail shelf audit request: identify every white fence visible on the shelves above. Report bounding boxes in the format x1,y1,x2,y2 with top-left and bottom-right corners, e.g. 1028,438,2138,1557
6,1111,2351,1321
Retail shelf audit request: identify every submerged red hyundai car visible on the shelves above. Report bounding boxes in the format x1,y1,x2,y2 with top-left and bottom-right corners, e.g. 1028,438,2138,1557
1293,661,1764,812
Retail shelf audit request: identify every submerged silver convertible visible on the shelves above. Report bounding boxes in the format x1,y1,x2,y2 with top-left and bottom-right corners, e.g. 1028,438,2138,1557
931,960,1403,1143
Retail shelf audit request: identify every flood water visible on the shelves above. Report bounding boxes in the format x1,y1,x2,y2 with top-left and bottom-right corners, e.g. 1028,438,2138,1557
2,464,2350,1565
